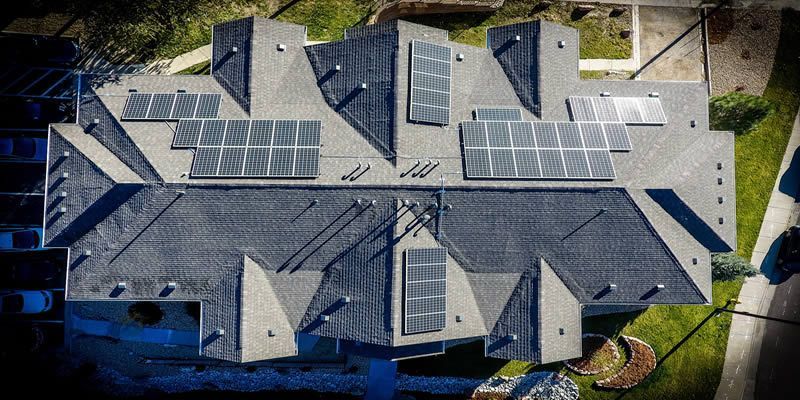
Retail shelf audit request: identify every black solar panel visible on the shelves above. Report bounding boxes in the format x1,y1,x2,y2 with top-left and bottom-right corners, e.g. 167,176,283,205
409,40,452,125
121,92,221,120
405,248,447,334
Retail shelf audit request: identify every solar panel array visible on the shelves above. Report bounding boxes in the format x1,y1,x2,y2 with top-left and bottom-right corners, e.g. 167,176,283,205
568,96,667,125
404,247,447,334
474,107,524,121
183,119,321,178
409,40,452,125
460,121,626,179
121,92,221,120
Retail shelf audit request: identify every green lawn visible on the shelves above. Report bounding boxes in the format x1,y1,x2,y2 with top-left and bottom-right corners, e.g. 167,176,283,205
176,60,211,75
402,0,632,59
400,9,800,400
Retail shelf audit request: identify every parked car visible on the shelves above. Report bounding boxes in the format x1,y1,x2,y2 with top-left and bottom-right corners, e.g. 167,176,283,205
0,228,43,250
777,225,800,272
0,34,80,67
0,137,47,160
0,260,62,286
0,100,70,129
0,290,53,314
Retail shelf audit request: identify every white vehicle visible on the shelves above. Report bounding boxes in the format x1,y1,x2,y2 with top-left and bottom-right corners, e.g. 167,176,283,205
0,290,53,314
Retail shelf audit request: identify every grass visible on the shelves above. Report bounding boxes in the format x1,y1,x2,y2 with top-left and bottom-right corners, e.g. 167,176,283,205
402,0,632,59
580,70,634,80
176,60,211,75
400,9,800,400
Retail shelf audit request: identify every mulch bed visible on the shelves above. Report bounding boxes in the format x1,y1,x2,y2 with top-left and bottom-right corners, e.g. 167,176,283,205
563,334,620,375
594,336,657,390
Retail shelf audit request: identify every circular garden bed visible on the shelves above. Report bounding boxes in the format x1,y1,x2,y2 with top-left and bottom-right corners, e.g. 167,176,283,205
563,334,620,375
595,336,657,390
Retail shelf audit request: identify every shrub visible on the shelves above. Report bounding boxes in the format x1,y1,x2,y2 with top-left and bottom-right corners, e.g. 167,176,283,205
712,253,759,281
128,302,164,325
709,92,773,135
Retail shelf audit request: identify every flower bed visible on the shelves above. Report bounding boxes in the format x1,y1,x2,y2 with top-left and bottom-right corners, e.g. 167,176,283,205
594,336,656,390
563,334,620,375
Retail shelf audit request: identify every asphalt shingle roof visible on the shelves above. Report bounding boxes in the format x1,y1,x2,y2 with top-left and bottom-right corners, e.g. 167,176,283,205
47,17,735,364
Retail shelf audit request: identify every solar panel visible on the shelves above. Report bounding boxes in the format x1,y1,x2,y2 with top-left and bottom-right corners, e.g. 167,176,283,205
474,107,524,121
602,123,632,151
568,96,667,125
409,40,452,125
405,248,447,334
461,121,618,179
187,119,321,178
121,92,221,120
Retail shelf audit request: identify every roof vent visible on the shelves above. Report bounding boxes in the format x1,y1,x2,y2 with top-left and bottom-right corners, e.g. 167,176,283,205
320,315,330,322
508,334,518,341
59,191,67,198
215,328,225,336
268,330,275,337
422,214,432,222
277,43,286,51
456,315,463,322
360,82,368,89
512,35,521,42
231,46,238,53
333,64,341,71
84,249,92,256
600,92,611,97
355,198,364,207
341,296,351,304
692,257,698,265
691,120,697,128
370,199,377,207
116,282,126,289
92,118,100,125
719,217,725,224
62,172,69,179
608,283,617,291
128,89,138,93
177,89,187,93
718,196,725,204
656,284,665,291
559,328,565,335
58,206,67,213
63,151,70,157
167,282,177,290
718,177,724,185
717,162,723,170
649,92,660,97
456,53,464,61
558,40,566,48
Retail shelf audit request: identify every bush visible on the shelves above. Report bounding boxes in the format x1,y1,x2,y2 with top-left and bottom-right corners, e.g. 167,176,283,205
709,92,773,135
712,253,759,281
127,302,164,325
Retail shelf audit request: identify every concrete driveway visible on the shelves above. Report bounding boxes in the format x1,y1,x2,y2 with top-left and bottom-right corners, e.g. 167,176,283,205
638,6,705,81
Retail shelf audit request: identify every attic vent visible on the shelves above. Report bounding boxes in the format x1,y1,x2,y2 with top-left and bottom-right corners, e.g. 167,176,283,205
608,284,617,291
58,191,67,198
559,328,565,335
63,151,70,157
600,92,611,97
215,328,225,336
656,284,665,291
341,296,351,304
507,334,518,341
116,282,126,289
369,199,377,207
691,120,697,128
512,35,521,42
692,257,698,265
558,40,566,48
456,53,465,61
268,330,275,337
718,177,724,185
177,89,187,93
456,315,463,322
62,172,69,179
649,92,660,97
360,82,368,89
718,196,725,204
92,118,100,124
58,206,67,213
128,89,137,93
231,46,238,53
717,162,723,170
333,64,341,71
277,44,286,51
167,282,177,289
719,217,725,224
84,249,92,256
320,315,330,322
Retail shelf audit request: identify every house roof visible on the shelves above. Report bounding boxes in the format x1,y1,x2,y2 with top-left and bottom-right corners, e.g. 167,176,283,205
47,17,735,364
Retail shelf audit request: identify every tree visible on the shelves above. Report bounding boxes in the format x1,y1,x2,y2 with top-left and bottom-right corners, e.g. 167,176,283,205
711,253,759,281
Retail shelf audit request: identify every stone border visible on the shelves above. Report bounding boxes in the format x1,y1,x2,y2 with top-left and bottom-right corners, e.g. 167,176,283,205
595,336,657,390
563,334,620,375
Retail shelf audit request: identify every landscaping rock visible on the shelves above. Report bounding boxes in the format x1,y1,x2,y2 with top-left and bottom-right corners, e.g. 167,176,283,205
472,372,578,400
595,336,657,390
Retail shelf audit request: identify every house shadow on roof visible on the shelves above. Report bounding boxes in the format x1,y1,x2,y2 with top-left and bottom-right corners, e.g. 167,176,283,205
646,189,732,252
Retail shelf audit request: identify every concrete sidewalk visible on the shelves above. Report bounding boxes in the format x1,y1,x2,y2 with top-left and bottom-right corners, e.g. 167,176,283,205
715,110,800,400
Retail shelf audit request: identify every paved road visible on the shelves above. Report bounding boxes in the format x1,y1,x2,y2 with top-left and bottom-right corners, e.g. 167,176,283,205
755,266,800,399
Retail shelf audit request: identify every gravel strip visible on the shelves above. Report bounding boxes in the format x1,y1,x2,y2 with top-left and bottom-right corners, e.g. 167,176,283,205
472,372,579,400
709,9,781,96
